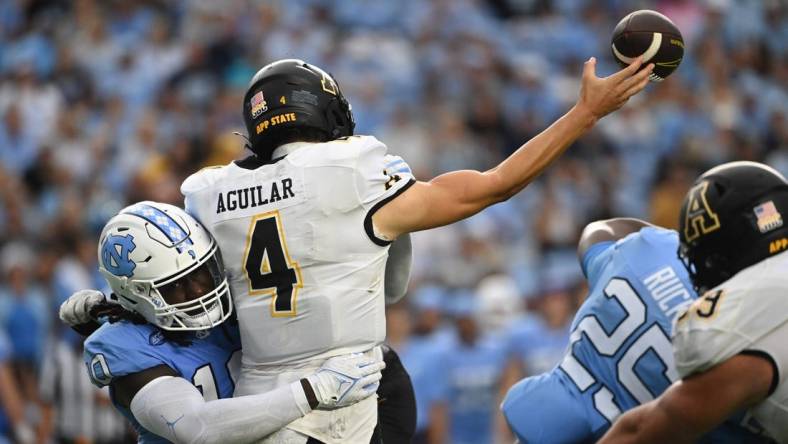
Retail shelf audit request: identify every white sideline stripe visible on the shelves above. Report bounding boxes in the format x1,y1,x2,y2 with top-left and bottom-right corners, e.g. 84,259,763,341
612,32,662,64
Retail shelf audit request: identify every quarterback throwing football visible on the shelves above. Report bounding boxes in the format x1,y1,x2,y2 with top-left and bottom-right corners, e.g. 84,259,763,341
179,57,653,443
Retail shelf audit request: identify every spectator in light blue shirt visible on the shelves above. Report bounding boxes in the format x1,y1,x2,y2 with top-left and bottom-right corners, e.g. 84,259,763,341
0,105,39,176
432,290,508,444
390,286,456,443
0,243,49,368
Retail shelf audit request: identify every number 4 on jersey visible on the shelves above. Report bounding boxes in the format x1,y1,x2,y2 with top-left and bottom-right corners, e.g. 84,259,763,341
243,211,303,316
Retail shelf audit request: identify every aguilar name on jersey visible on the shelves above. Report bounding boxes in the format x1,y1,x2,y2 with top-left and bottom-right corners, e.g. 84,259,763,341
83,320,241,443
674,250,788,442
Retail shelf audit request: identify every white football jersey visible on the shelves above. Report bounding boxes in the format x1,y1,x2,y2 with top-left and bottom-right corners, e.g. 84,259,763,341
182,135,414,365
673,251,788,442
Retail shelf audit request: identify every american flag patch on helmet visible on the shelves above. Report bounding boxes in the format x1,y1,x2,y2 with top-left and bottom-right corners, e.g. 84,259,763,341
754,200,783,233
250,91,268,118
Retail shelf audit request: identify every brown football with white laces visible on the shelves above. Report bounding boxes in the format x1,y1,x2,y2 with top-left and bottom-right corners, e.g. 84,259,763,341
611,10,684,82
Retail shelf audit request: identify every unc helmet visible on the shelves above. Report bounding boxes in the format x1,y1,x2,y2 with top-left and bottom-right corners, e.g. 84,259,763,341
242,59,355,160
678,161,788,293
98,201,232,331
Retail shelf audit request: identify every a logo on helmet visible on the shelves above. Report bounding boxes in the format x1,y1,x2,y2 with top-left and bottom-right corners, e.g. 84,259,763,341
250,91,268,118
320,72,337,96
101,234,137,277
684,181,721,242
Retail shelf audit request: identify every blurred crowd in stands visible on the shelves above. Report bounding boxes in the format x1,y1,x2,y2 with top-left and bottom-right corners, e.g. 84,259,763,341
0,0,784,442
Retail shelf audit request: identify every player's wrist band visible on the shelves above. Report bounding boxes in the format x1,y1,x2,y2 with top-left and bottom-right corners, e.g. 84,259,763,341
300,378,319,410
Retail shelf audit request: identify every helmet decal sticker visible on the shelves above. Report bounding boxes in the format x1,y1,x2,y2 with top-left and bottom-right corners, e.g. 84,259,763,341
754,200,783,233
101,234,137,277
124,204,194,253
683,181,721,242
292,89,318,105
320,72,337,95
250,90,268,118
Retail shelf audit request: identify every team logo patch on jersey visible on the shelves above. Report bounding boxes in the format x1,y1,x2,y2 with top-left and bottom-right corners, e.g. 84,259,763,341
754,200,783,233
101,234,136,277
250,91,268,118
149,331,165,346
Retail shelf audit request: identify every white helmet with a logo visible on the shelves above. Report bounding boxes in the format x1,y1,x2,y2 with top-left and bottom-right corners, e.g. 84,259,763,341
98,201,232,330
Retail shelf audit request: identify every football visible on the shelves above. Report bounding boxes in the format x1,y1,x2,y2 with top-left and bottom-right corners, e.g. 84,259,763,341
611,9,684,82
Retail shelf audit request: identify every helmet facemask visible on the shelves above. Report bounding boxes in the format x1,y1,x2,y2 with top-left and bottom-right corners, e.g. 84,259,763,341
150,243,232,330
677,241,732,294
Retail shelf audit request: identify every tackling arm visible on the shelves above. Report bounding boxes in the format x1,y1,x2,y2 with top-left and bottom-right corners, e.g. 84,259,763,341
597,353,775,444
116,355,384,444
130,375,312,444
372,58,653,239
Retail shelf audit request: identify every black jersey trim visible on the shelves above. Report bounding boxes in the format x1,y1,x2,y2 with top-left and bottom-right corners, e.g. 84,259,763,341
234,154,286,170
363,178,416,247
740,349,780,396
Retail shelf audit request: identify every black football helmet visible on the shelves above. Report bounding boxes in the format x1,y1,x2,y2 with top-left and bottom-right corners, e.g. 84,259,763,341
678,161,788,293
242,59,355,160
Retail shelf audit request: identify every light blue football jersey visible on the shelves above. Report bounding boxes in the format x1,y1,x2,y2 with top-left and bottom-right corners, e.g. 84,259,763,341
502,227,771,443
84,319,241,443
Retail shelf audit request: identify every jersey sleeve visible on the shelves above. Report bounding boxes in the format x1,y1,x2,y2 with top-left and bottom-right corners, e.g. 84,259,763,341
354,137,415,207
672,287,751,378
744,323,788,396
83,322,171,388
581,241,615,286
355,137,416,245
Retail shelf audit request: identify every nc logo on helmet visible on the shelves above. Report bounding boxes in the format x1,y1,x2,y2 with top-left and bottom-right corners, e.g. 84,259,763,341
101,234,137,277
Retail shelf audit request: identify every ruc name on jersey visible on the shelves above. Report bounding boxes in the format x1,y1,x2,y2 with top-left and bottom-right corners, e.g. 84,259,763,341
643,266,695,321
